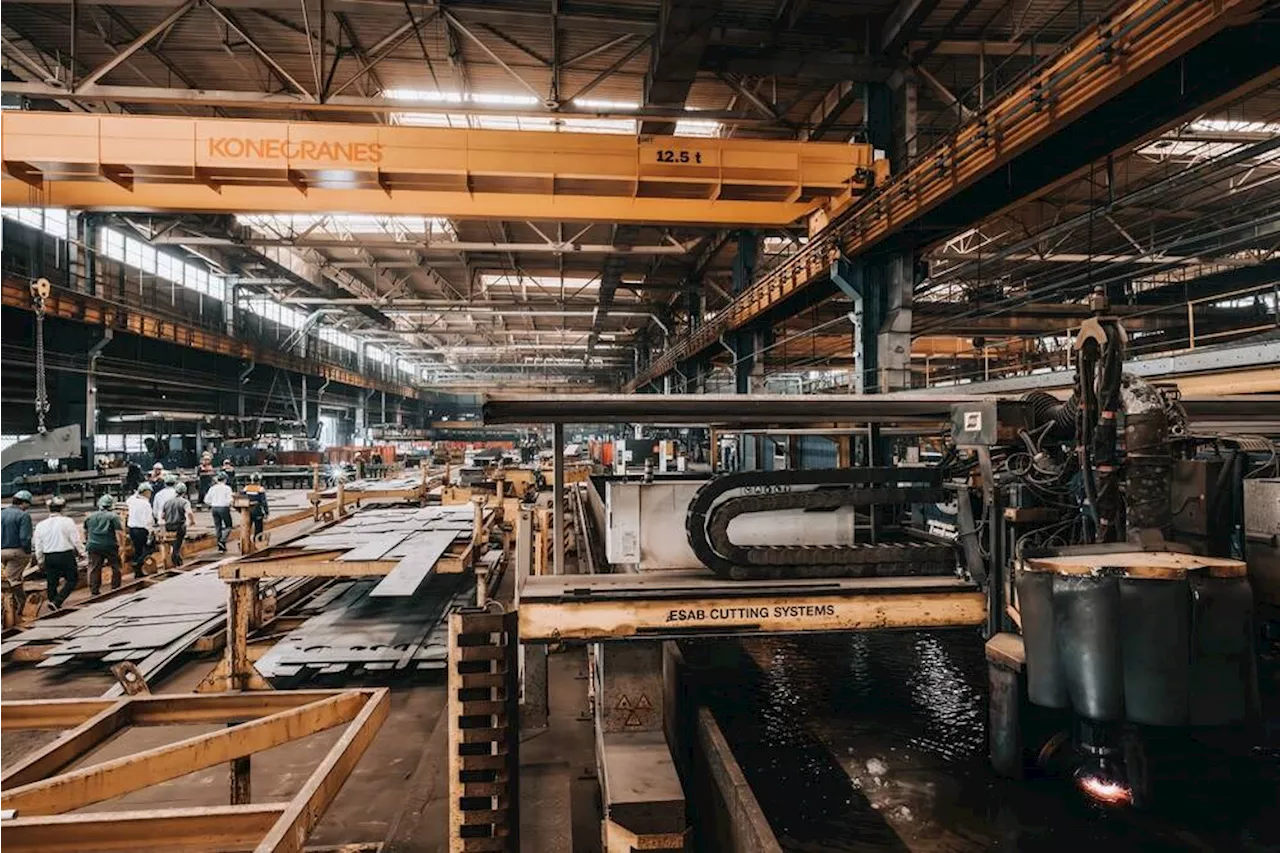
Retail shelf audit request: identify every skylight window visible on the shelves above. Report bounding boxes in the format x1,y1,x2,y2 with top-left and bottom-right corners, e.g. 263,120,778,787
480,273,601,291
384,89,539,107
236,213,455,240
386,90,722,137
674,119,722,138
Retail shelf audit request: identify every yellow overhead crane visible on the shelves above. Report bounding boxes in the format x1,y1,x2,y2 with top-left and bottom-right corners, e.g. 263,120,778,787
0,113,886,226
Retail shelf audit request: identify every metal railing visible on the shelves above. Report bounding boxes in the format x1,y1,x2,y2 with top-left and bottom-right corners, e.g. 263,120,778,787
912,282,1280,388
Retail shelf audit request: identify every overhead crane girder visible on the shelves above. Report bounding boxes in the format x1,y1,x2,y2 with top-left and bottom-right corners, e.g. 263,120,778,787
0,113,884,227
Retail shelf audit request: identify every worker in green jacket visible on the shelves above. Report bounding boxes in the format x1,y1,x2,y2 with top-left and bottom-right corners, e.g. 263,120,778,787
84,494,125,595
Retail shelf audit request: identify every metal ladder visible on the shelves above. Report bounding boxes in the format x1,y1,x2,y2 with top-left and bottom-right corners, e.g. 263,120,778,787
448,607,520,852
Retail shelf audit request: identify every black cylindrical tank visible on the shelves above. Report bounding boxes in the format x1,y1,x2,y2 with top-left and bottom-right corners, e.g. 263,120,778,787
1016,569,1068,708
1054,573,1124,721
1119,577,1190,725
1188,575,1259,726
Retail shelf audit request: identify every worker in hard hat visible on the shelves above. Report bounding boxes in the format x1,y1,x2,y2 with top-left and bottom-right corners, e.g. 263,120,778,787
33,496,85,611
1,490,35,615
153,474,178,519
243,473,269,537
197,451,215,508
205,472,234,553
149,462,166,488
163,482,195,567
127,483,155,578
84,494,125,595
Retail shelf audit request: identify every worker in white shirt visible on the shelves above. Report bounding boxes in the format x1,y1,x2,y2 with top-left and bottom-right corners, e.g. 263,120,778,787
205,473,235,553
152,474,178,519
126,483,155,578
33,496,86,611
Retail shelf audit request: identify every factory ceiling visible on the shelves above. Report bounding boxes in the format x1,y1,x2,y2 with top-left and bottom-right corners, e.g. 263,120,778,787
2,0,1276,390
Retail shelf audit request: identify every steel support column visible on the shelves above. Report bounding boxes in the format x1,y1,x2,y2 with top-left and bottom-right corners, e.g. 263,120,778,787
866,72,917,174
553,423,564,576
84,330,113,446
731,230,759,396
877,254,915,392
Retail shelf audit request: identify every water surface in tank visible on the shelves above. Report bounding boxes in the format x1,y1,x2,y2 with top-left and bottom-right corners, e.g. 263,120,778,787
685,630,1280,852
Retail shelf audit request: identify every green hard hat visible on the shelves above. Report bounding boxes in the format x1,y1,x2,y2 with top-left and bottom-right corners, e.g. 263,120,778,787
174,482,188,495
137,482,153,494
12,490,33,504
164,474,178,486
98,494,115,510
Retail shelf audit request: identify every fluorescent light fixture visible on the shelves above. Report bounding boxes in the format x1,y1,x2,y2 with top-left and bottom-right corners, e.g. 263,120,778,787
573,98,640,110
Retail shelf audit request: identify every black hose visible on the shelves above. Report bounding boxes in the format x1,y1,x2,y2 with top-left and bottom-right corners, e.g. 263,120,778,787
1021,391,1080,442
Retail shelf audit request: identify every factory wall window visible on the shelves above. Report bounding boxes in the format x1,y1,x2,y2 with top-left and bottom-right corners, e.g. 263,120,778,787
94,434,128,452
318,326,360,354
95,226,227,303
1,208,74,241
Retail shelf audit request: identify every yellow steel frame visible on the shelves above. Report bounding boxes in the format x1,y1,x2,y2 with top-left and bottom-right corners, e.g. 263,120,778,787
0,689,390,853
0,114,879,226
625,0,1262,389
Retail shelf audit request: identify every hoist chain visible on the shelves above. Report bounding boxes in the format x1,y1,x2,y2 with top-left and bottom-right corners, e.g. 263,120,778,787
31,279,51,434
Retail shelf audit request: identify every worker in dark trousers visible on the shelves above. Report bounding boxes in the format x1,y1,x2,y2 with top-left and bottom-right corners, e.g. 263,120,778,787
163,482,195,567
33,496,86,611
124,461,143,495
205,472,234,552
84,495,125,595
2,490,35,616
126,483,155,577
197,451,215,508
243,473,269,537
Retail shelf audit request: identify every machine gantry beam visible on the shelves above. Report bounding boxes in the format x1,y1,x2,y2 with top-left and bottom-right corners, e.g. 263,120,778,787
0,114,882,226
624,0,1268,389
480,393,1280,426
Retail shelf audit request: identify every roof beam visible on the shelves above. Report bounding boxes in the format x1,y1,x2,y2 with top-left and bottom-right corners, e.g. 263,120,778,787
910,0,985,63
908,39,1063,57
804,81,861,141
206,2,313,98
1,80,774,122
161,235,693,254
702,47,898,81
879,0,941,55
5,0,645,29
443,10,543,102
75,0,196,90
641,0,722,135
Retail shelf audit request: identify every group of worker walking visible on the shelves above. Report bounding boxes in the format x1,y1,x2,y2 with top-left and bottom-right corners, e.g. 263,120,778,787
0,456,270,615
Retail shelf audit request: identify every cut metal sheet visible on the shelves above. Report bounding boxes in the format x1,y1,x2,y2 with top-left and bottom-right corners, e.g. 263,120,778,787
369,531,456,597
337,533,408,561
255,573,470,677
